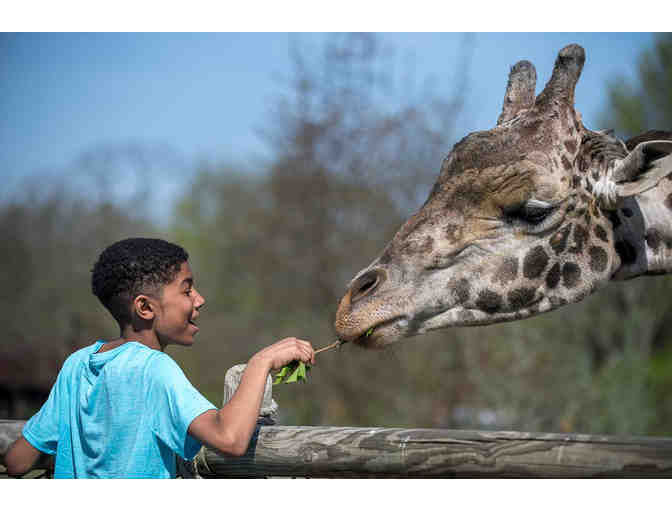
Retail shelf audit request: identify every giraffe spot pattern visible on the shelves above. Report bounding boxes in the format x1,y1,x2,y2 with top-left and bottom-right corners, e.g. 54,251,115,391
445,224,461,243
589,246,608,273
422,236,434,253
561,155,572,170
475,289,503,313
493,257,519,285
594,225,608,243
507,287,537,309
577,156,588,174
450,278,471,304
523,246,549,279
645,228,662,252
550,225,571,255
562,262,581,288
545,262,561,288
400,235,434,256
564,140,577,154
569,224,588,254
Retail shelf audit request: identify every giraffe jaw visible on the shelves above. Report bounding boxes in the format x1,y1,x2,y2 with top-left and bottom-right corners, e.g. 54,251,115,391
339,293,560,349
414,296,552,333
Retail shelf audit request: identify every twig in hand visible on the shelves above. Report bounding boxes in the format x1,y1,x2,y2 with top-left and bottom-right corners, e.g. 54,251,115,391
314,339,345,355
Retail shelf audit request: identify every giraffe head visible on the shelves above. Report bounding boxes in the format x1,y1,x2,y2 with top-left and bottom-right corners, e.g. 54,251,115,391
334,44,672,348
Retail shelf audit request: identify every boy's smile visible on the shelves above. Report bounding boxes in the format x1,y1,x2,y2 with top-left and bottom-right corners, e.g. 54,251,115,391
154,262,205,349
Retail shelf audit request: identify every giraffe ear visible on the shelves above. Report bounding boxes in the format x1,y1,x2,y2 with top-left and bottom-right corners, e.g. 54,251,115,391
596,140,672,209
535,44,585,107
497,60,537,125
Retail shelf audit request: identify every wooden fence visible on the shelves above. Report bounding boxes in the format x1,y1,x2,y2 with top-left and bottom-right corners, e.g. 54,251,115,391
2,365,672,478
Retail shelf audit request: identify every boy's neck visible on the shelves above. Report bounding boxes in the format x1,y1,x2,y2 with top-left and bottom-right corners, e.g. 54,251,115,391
100,326,164,353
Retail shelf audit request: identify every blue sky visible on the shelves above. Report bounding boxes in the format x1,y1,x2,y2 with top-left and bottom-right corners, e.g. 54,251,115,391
1,32,656,203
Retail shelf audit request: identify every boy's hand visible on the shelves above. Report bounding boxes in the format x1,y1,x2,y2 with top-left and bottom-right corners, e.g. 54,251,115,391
250,337,315,372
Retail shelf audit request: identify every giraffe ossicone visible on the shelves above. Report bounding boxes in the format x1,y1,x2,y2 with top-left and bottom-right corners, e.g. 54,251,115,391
334,44,672,349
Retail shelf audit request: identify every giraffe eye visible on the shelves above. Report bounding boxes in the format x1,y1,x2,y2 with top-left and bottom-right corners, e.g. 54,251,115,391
505,199,555,225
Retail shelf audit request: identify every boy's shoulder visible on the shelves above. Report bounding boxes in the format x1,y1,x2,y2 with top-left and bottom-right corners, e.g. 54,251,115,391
61,340,164,370
62,341,105,366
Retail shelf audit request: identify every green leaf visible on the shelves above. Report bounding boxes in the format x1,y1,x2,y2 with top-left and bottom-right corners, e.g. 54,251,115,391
273,360,311,385
365,327,374,337
272,364,293,385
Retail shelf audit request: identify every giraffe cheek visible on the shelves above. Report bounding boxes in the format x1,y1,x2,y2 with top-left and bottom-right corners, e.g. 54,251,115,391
522,246,549,279
507,287,538,309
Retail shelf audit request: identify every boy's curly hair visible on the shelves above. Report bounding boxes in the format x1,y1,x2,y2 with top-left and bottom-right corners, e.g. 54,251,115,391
91,238,189,325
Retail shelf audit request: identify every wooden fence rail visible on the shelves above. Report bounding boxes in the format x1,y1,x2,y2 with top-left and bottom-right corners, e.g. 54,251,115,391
3,365,672,478
185,425,672,478
3,420,672,478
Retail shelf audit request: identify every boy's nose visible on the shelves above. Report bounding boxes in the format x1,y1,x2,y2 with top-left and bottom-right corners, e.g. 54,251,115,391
194,289,206,310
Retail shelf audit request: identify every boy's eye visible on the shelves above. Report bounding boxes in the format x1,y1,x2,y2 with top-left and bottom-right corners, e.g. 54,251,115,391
184,289,192,296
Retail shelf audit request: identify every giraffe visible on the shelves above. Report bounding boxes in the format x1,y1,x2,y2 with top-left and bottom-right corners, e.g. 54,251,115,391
334,44,672,349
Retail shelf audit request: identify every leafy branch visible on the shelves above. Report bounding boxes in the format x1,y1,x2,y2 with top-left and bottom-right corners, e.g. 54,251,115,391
273,338,346,385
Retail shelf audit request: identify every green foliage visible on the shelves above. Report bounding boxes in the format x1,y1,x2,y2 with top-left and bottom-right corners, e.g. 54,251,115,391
600,33,672,137
0,178,159,400
273,360,311,385
591,33,672,435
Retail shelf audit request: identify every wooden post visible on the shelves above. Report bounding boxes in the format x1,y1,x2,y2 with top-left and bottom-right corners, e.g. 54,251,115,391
221,364,278,425
177,364,277,478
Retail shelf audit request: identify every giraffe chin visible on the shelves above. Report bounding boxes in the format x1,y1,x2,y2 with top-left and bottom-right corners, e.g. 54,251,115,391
350,317,409,349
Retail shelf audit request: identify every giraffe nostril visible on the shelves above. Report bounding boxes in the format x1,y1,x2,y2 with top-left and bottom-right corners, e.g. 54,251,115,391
350,268,386,304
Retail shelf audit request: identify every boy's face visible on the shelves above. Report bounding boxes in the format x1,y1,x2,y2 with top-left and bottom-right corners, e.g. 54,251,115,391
153,262,205,349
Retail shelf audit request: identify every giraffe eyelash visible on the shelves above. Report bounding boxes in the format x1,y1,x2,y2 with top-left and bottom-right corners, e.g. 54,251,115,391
505,199,561,233
505,199,553,222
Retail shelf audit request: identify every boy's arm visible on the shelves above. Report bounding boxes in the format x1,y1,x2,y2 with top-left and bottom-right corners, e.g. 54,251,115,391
188,337,314,457
4,436,42,476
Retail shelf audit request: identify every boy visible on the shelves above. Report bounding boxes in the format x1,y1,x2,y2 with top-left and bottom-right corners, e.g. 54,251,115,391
4,237,315,478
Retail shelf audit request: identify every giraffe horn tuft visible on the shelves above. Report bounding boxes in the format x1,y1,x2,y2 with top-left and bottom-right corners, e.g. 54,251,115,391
536,44,585,108
497,60,537,126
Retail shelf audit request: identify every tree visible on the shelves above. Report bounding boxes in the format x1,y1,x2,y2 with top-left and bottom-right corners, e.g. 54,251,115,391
170,33,473,427
595,32,672,435
600,33,672,138
0,145,167,418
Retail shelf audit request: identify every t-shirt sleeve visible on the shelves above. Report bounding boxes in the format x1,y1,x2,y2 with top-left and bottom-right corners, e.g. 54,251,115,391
22,371,65,455
148,354,217,460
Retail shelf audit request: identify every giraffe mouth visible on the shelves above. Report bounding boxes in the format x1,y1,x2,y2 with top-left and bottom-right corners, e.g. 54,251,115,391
349,316,409,348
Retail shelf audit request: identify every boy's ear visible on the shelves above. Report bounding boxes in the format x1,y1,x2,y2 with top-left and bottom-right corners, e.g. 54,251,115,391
133,294,156,321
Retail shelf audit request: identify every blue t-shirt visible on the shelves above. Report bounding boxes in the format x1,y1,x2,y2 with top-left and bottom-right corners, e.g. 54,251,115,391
22,341,216,478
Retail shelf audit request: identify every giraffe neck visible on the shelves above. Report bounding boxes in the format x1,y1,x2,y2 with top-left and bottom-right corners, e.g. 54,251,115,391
578,130,672,279
611,177,672,279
